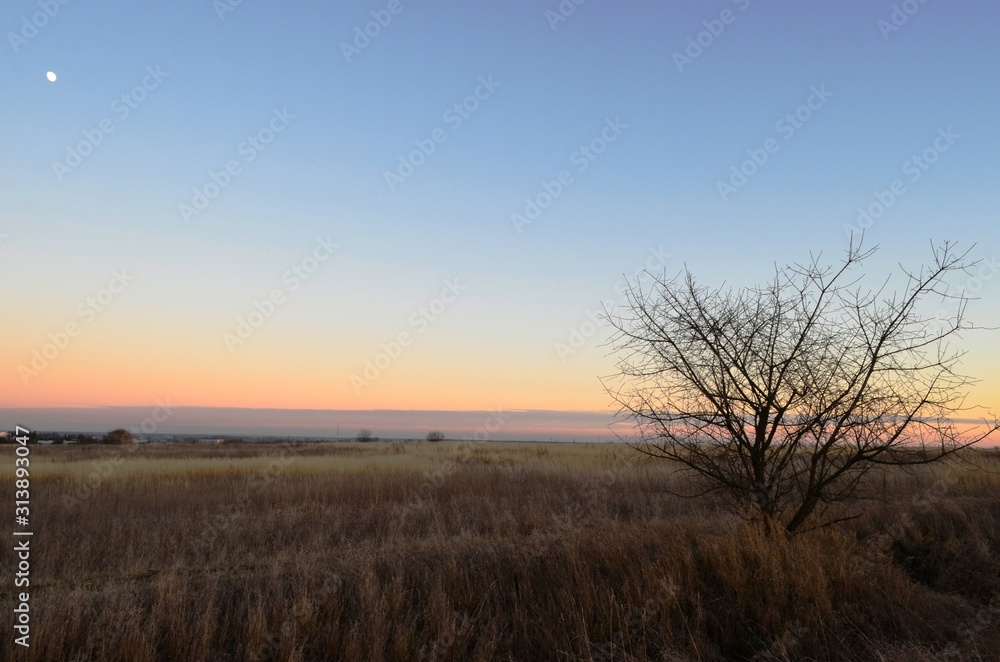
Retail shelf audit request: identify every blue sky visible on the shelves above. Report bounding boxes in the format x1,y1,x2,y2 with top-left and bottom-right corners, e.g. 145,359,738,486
2,0,999,436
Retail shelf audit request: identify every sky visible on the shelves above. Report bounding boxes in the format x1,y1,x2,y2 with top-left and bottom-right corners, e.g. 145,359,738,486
1,0,999,440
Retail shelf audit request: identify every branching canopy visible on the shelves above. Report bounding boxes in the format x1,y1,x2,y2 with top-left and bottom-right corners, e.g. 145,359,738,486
605,238,998,533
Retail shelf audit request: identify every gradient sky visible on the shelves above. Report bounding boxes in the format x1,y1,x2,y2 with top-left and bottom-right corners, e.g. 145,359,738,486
2,1,999,435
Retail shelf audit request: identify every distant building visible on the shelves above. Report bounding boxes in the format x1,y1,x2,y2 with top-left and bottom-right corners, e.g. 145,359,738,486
38,439,56,445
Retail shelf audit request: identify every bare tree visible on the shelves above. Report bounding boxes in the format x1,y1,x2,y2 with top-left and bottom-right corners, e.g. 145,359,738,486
356,429,374,443
605,238,998,534
426,431,446,442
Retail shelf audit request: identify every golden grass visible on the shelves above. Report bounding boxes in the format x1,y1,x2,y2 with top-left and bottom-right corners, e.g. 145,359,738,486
2,441,999,661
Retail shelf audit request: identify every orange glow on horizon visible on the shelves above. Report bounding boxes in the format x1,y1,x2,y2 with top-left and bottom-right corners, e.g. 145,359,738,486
3,322,997,422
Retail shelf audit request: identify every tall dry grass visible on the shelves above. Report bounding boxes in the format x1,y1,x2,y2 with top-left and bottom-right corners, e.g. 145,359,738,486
1,441,998,661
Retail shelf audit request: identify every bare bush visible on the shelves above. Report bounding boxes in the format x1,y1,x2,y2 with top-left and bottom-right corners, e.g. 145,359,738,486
101,428,134,445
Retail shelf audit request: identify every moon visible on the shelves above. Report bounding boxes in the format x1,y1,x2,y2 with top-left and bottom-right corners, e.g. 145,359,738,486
46,71,57,82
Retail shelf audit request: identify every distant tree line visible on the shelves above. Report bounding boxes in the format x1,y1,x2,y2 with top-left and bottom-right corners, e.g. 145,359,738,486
351,430,447,442
0,429,133,445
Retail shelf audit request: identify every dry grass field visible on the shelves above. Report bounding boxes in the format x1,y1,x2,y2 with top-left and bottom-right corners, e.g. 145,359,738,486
2,440,999,661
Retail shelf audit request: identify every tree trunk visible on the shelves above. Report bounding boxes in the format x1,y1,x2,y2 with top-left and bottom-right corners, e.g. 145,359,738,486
785,494,819,535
